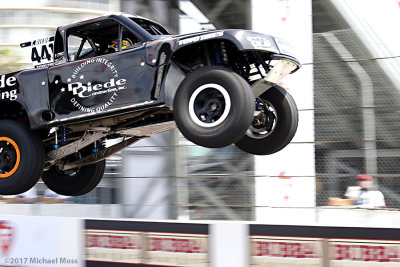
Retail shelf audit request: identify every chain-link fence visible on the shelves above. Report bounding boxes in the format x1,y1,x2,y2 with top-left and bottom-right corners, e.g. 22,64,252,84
3,27,400,218
314,29,400,208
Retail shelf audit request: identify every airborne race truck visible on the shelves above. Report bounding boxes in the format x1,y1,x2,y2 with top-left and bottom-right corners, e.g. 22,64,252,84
0,13,300,196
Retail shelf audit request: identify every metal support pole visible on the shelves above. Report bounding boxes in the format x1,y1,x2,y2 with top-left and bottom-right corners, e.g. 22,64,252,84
323,32,377,177
175,130,190,220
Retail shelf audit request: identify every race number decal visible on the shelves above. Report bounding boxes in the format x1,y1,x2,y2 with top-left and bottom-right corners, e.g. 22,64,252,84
20,36,55,68
31,43,54,64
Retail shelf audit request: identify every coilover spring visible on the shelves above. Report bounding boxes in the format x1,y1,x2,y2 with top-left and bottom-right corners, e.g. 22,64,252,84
213,44,224,66
93,138,106,153
98,138,106,150
60,126,68,145
213,41,228,66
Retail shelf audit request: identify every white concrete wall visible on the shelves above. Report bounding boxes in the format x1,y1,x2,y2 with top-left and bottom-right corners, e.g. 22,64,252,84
252,0,316,210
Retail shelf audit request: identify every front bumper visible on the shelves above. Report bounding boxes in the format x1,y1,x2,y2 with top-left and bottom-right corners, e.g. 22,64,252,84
252,58,299,97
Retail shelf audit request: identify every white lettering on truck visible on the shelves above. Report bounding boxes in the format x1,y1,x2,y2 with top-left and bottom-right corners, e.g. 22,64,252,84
0,75,18,101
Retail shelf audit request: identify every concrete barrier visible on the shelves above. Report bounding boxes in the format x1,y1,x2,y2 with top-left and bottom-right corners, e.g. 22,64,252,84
1,208,400,266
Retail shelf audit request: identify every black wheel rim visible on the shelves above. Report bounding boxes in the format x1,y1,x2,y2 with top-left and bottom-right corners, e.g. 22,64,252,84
246,99,277,139
189,84,231,128
54,152,82,179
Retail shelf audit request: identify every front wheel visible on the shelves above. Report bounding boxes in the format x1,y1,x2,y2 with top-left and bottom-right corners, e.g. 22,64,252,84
235,85,298,155
173,66,254,148
42,159,106,196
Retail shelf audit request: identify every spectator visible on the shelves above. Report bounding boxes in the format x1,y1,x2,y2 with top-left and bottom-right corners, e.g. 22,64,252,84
2,187,39,203
345,174,386,208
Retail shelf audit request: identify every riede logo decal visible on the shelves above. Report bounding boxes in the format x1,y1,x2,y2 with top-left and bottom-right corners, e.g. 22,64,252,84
66,78,126,98
0,75,18,101
60,58,126,113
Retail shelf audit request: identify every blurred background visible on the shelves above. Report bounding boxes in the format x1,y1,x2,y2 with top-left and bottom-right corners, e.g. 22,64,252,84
1,0,400,221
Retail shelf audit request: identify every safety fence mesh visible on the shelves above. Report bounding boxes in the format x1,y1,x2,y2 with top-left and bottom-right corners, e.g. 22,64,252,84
313,29,400,208
3,28,400,219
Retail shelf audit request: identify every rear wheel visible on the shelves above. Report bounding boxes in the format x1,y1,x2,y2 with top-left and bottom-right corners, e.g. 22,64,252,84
42,155,105,196
0,120,44,195
173,66,254,148
235,85,298,155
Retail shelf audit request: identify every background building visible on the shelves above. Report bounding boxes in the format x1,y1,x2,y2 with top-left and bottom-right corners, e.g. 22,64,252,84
1,0,400,218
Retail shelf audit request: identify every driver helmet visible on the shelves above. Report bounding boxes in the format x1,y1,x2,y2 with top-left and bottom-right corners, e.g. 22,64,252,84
109,39,132,50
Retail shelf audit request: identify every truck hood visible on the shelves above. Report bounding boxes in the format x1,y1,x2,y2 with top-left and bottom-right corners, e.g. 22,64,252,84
171,29,299,62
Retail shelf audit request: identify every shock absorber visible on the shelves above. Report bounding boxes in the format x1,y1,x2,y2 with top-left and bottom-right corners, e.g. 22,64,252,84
93,138,106,153
213,43,224,66
220,41,228,65
92,141,98,153
98,138,106,150
60,126,68,145
213,41,228,66
53,128,59,149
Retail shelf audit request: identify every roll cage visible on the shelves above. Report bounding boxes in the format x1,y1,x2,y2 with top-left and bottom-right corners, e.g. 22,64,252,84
53,14,170,63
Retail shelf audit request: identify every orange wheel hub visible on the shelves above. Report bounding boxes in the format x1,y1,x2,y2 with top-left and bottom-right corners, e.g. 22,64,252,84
0,137,20,178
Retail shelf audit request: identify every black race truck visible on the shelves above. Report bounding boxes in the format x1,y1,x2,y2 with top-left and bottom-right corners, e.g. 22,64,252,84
0,13,300,196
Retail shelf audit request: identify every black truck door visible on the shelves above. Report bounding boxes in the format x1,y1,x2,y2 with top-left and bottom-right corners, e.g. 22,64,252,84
47,19,157,123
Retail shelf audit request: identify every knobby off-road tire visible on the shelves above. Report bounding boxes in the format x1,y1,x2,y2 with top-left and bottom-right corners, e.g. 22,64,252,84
42,159,106,196
235,85,298,155
0,120,44,195
173,66,254,148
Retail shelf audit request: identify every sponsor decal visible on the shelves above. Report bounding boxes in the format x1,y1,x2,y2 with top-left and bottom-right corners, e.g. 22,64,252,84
252,239,319,258
0,221,14,255
67,79,125,98
20,36,54,48
86,229,143,264
85,230,208,266
0,75,18,101
247,35,273,49
332,242,400,263
178,31,224,46
250,236,321,266
35,57,66,69
32,37,53,46
146,233,208,267
147,235,207,254
60,58,127,113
